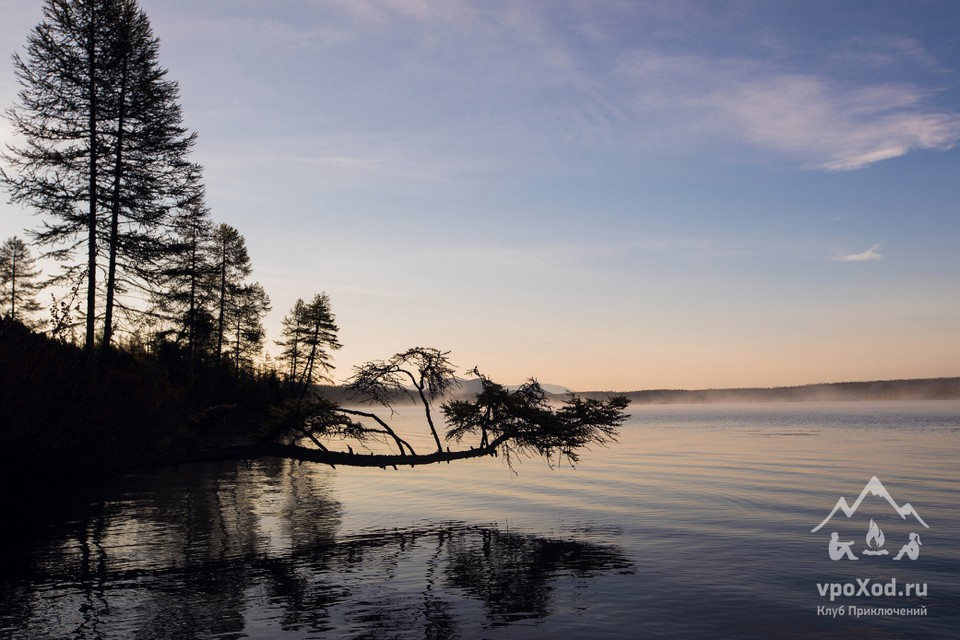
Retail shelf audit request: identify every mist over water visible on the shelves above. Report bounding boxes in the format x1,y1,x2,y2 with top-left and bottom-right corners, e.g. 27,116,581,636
2,401,958,639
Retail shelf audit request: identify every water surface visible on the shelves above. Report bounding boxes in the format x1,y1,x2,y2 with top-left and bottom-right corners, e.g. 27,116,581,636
2,401,958,639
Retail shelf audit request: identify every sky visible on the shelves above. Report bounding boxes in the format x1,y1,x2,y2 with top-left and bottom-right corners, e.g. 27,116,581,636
1,0,959,391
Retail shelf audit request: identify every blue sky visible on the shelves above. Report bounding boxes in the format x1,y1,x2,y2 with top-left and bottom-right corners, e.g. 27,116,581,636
2,0,959,390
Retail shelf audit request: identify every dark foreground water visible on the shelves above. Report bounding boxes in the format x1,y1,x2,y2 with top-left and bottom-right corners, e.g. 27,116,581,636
2,401,959,639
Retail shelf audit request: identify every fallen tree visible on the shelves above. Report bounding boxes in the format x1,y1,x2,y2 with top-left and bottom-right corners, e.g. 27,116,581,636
247,348,631,469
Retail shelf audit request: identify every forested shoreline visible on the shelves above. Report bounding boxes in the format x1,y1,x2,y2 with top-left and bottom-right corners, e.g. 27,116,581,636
0,1,632,484
601,378,960,404
0,0,344,482
0,316,283,482
24,0,947,483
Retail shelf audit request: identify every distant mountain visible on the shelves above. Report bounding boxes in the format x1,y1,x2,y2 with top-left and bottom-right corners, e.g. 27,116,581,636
537,383,575,395
447,378,573,398
314,378,575,405
318,377,960,406
580,377,960,404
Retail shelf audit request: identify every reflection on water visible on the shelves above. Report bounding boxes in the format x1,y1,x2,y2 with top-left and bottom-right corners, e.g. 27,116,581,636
0,458,632,640
2,402,959,639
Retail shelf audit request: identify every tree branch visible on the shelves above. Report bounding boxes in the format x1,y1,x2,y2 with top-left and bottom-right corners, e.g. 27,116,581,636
336,407,417,456
180,436,509,470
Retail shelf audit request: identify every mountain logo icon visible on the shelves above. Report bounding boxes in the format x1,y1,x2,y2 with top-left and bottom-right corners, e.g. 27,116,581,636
812,476,929,562
811,476,929,533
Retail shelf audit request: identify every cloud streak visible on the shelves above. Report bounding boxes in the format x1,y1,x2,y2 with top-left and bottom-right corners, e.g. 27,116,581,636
306,2,960,173
834,244,884,262
722,78,960,171
142,1,960,184
615,51,960,171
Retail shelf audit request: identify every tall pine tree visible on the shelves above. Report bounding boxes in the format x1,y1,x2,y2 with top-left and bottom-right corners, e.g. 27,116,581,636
1,0,200,353
100,0,200,349
210,223,253,362
0,236,43,323
276,298,308,383
276,293,340,395
225,281,271,374
153,189,216,370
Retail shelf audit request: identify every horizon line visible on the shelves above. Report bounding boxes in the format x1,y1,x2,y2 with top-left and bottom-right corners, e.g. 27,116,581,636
317,375,960,396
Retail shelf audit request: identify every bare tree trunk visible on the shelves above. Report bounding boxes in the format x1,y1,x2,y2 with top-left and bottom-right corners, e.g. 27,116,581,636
103,48,129,352
289,315,300,383
416,383,444,452
9,248,15,318
175,436,508,470
215,244,226,360
337,407,418,456
234,309,241,371
297,318,321,397
84,9,99,356
186,237,198,376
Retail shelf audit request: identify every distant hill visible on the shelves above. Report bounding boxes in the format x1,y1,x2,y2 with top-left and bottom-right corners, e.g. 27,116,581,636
316,377,960,405
314,378,573,405
580,377,960,404
536,383,576,395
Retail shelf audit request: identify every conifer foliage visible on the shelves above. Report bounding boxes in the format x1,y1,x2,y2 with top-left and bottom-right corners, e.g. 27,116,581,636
276,293,341,395
1,0,201,352
0,2,629,476
0,236,42,323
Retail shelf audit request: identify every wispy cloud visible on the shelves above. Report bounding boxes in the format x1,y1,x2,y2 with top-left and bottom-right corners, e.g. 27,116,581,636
149,1,960,181
324,0,471,24
717,77,960,171
434,242,615,271
826,35,937,70
834,244,884,262
615,51,960,171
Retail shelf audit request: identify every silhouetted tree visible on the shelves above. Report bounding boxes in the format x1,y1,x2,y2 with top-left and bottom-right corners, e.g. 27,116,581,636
349,347,459,452
276,298,306,383
210,223,252,361
276,293,340,395
99,0,200,350
2,0,106,351
245,347,630,470
224,281,270,373
1,0,200,353
153,193,215,370
444,369,630,467
0,236,42,323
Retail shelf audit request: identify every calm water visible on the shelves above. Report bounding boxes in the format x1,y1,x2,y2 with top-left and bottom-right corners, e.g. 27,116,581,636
2,401,959,639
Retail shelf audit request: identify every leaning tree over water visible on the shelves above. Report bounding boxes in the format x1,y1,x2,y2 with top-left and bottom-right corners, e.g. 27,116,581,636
222,347,631,470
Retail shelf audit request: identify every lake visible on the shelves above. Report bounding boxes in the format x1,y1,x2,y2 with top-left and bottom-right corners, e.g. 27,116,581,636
2,401,959,639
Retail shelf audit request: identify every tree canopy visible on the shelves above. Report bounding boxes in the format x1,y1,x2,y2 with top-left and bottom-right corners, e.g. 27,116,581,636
259,348,630,470
276,293,341,395
0,236,42,324
1,0,201,353
0,2,629,478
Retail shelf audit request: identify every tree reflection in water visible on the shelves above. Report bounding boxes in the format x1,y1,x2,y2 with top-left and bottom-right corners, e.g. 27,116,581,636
1,460,633,639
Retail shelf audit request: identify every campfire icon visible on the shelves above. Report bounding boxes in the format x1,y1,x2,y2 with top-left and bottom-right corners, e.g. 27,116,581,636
861,518,888,556
812,476,929,561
